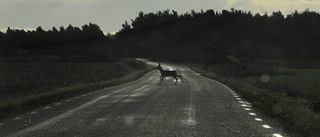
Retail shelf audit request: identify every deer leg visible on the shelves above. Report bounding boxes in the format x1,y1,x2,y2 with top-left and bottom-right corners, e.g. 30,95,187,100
172,76,178,85
177,75,183,82
159,76,164,85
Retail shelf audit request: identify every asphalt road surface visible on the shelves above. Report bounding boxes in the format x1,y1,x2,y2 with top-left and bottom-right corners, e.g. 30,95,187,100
0,62,291,137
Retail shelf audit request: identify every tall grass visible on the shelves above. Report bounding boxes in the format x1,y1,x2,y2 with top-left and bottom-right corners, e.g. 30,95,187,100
201,59,320,112
0,59,149,120
242,69,320,112
0,59,146,101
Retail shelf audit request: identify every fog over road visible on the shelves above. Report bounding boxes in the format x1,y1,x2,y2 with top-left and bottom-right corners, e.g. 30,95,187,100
0,62,290,137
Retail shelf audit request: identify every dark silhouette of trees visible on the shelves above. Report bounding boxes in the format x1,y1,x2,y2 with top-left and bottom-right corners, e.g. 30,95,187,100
1,9,320,64
0,23,113,62
115,9,320,63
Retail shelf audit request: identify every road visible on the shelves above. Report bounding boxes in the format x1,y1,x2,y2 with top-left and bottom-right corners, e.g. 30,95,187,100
0,62,290,137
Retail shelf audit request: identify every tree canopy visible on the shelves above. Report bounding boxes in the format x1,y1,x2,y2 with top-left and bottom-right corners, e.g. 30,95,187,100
0,23,112,62
116,9,320,64
1,9,320,64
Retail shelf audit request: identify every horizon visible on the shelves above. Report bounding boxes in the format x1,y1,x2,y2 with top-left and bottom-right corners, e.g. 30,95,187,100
1,0,319,34
0,8,318,35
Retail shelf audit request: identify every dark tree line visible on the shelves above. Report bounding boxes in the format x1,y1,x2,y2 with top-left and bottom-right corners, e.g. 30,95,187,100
116,9,320,64
0,23,113,62
1,9,320,64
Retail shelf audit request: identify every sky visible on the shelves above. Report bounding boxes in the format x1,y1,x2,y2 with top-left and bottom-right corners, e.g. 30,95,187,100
1,0,320,34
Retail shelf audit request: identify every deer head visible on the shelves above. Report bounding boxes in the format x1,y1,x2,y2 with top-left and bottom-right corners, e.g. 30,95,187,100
155,63,162,70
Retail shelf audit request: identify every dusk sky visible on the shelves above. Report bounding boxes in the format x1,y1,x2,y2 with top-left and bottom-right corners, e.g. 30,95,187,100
1,0,319,34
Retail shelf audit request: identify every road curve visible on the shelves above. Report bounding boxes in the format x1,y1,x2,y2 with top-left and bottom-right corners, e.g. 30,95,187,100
0,62,290,137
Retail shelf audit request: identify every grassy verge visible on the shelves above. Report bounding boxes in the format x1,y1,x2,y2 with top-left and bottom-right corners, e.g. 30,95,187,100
0,60,153,121
189,66,320,137
242,69,320,111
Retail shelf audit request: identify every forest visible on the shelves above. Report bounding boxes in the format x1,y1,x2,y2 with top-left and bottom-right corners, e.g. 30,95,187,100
0,23,112,62
115,9,320,64
1,9,320,64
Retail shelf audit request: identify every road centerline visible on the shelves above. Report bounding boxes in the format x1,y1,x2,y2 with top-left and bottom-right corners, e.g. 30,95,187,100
187,97,196,126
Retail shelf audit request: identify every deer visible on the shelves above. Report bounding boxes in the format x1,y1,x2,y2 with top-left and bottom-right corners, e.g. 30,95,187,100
155,63,183,85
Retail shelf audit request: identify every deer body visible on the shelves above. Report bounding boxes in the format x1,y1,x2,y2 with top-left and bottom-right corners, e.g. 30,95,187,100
156,63,183,85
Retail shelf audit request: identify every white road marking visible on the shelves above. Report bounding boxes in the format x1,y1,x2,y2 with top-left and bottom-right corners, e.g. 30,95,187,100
113,95,136,97
29,111,37,115
13,117,21,120
238,101,244,103
254,118,263,121
55,103,61,106
8,85,133,136
112,85,149,98
244,102,251,105
75,96,80,99
0,123,3,126
122,99,138,103
90,117,110,127
272,133,283,137
130,85,149,96
116,86,150,102
262,124,272,129
244,108,251,111
66,99,71,102
242,104,251,107
186,97,196,126
81,94,87,97
249,113,256,116
181,73,198,126
43,106,51,110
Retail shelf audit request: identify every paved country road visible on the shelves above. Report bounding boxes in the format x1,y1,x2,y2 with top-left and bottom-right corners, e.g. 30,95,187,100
0,62,291,137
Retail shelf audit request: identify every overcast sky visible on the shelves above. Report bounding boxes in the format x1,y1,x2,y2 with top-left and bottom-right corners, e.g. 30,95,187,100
1,0,320,34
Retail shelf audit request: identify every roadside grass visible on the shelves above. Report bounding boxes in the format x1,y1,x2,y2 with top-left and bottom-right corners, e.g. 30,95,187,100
0,59,153,120
189,65,320,137
0,59,146,100
242,69,320,112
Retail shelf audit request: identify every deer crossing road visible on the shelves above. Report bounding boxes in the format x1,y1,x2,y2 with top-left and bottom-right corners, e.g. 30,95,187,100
0,62,290,137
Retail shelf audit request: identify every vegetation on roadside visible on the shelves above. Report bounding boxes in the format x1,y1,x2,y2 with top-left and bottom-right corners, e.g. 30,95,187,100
0,59,152,120
189,61,320,137
116,9,320,63
3,9,320,64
